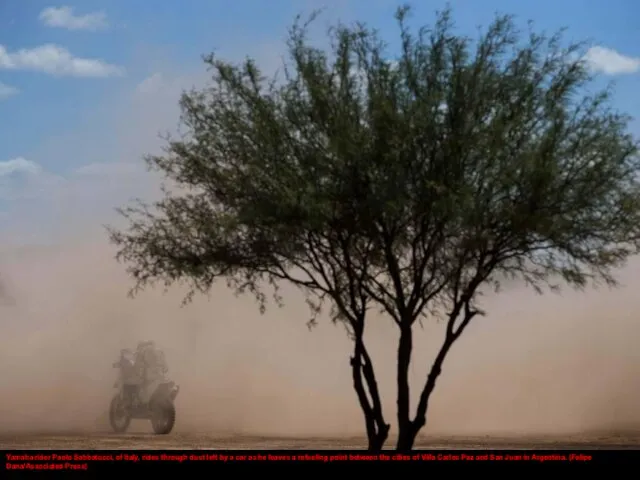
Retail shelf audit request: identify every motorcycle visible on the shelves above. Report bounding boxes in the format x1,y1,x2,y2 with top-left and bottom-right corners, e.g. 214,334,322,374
109,357,180,435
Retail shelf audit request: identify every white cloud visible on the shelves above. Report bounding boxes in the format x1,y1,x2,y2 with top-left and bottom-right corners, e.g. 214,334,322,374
72,162,145,178
0,44,124,78
39,6,108,31
135,73,165,95
583,46,640,76
0,82,18,99
0,158,42,176
0,158,65,206
0,46,284,246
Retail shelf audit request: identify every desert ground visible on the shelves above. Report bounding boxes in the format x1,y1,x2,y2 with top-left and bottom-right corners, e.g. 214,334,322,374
1,431,639,450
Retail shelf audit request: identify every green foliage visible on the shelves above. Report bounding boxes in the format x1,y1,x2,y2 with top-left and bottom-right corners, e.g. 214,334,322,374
110,6,640,325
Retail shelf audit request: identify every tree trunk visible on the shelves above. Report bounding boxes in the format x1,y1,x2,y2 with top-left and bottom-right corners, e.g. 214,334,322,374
396,420,422,450
367,422,388,452
396,304,479,450
396,324,413,450
351,337,390,451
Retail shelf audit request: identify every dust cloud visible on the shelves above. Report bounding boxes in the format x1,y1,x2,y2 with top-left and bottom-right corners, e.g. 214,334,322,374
0,238,639,438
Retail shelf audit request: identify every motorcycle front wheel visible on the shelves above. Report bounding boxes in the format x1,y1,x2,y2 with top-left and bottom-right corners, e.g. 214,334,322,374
109,394,132,433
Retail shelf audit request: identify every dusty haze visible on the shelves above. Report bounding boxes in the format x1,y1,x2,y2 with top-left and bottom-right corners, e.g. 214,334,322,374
1,0,639,450
1,238,639,439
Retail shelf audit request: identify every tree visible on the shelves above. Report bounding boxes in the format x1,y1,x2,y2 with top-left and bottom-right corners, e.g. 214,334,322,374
108,5,640,450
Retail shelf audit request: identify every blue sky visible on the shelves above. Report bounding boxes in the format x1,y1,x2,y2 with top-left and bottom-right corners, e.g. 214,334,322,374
1,0,639,246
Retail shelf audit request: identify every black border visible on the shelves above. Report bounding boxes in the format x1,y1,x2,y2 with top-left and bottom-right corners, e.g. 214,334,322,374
3,449,637,473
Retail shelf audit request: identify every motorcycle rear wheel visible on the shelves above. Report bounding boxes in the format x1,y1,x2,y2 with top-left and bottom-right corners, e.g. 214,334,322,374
150,402,176,435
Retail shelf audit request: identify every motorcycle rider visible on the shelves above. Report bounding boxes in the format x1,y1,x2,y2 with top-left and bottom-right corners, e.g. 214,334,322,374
135,341,168,397
114,348,140,407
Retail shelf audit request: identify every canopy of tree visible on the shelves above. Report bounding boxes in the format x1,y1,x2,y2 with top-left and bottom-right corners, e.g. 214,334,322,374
109,6,640,450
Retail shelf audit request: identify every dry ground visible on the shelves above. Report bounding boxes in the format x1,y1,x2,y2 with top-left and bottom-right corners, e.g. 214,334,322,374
1,430,639,450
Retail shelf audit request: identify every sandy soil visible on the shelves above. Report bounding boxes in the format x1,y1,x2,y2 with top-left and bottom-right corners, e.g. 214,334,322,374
1,431,639,450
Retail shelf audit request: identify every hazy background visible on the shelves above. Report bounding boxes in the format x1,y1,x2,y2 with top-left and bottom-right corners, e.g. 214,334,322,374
1,237,639,437
1,2,639,440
